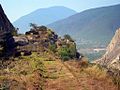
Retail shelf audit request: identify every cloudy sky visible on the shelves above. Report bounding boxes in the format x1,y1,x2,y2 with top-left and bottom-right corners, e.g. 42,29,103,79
1,0,120,22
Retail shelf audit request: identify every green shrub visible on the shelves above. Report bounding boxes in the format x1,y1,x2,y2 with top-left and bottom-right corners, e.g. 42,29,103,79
58,44,76,61
47,29,53,37
64,34,73,41
68,44,76,58
62,56,70,61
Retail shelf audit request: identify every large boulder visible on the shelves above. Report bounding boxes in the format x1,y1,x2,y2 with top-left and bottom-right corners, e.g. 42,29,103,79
13,36,29,46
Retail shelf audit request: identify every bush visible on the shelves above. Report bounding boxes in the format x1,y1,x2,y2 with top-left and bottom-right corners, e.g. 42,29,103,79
64,34,73,41
62,56,70,61
58,44,76,61
58,47,69,56
68,44,76,58
47,29,53,37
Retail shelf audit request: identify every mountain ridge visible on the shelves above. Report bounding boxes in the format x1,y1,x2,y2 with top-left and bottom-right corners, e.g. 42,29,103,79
48,4,120,47
13,6,77,33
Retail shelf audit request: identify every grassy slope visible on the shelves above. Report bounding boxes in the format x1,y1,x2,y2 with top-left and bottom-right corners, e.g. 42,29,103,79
0,53,117,90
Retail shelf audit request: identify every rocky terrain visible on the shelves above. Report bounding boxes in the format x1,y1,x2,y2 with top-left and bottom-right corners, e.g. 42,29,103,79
95,28,120,71
13,23,79,60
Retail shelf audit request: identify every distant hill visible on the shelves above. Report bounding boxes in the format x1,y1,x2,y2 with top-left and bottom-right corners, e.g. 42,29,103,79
48,4,120,47
13,6,77,33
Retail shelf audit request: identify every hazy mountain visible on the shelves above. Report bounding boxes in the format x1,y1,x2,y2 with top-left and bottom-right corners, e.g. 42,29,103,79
48,4,120,47
13,6,77,33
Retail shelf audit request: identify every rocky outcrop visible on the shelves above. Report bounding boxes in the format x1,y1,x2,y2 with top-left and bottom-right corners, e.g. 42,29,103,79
0,4,14,38
16,24,80,59
16,25,58,52
95,28,120,70
0,4,15,57
13,36,28,46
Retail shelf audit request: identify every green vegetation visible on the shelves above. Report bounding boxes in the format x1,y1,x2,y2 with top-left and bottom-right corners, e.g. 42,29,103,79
58,47,71,60
24,23,78,61
0,53,48,90
58,43,76,60
64,34,73,41
29,23,38,30
47,29,53,37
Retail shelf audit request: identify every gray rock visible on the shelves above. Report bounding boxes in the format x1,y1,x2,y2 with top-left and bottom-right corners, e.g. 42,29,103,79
13,36,28,46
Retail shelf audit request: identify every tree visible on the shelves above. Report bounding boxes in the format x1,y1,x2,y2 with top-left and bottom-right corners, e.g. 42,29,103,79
30,23,38,30
64,34,73,41
58,43,77,60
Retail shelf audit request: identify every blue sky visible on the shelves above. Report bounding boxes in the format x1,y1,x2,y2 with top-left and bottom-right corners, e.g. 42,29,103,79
1,0,120,22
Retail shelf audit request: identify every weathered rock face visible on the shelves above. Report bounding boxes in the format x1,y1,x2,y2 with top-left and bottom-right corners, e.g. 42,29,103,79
95,28,120,70
0,4,15,57
13,36,28,46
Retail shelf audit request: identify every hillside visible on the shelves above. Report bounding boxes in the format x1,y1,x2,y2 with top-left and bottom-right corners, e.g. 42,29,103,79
48,4,120,47
13,6,76,33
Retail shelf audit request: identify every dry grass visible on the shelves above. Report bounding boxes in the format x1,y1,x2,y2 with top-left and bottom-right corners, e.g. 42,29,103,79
83,65,107,80
0,52,118,90
0,53,46,90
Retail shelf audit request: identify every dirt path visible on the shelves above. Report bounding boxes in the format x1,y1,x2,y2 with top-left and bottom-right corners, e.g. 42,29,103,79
43,56,117,90
43,58,86,90
61,61,81,83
